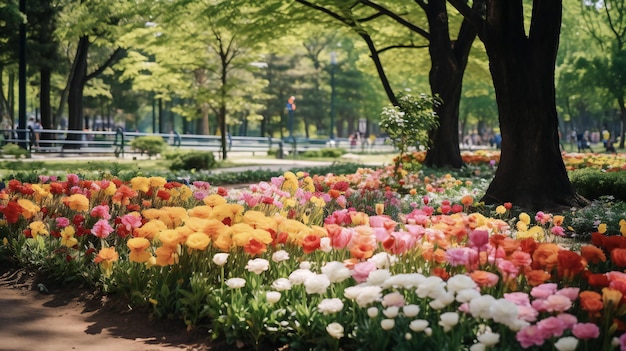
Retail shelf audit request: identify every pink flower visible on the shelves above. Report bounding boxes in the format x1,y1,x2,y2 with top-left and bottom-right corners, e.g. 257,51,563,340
619,333,626,351
331,228,353,249
120,213,143,231
572,323,600,339
422,196,429,205
451,204,463,213
517,305,539,322
504,292,531,306
531,283,558,299
551,225,565,236
55,217,70,228
405,224,425,240
557,313,578,329
352,261,377,283
91,219,114,238
445,247,471,267
536,316,567,338
497,259,519,280
543,294,573,313
468,229,489,249
90,205,111,220
67,173,80,185
556,287,580,301
516,325,547,348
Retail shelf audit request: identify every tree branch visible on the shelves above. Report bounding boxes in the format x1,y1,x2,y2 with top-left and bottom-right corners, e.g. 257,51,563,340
85,47,125,82
447,0,486,39
358,0,430,40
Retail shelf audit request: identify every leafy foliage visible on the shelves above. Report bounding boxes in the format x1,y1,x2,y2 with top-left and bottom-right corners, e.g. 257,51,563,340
168,150,216,171
569,168,626,201
130,136,167,157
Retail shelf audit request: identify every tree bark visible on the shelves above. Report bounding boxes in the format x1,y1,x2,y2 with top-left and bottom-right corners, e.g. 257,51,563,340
479,0,588,211
423,0,482,169
66,36,90,147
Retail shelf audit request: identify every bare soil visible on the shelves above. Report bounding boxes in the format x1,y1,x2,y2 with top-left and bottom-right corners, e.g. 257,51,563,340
0,265,218,351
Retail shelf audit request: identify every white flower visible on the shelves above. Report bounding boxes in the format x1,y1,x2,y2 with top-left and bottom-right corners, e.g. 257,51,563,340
430,291,455,310
289,269,315,285
343,286,361,300
382,291,405,307
367,269,391,286
446,275,477,293
272,278,292,291
477,331,500,347
355,286,383,307
319,237,332,252
382,273,425,289
321,261,351,283
326,322,344,339
383,306,399,318
405,333,412,341
212,253,229,266
367,307,379,318
318,298,344,315
424,327,432,336
380,319,395,330
402,304,420,318
300,261,311,270
271,250,290,262
245,258,269,275
226,277,246,289
469,295,496,319
368,252,397,269
469,343,486,351
416,276,446,299
409,319,429,332
304,274,331,295
490,299,519,327
456,288,481,303
554,337,579,351
439,312,459,332
266,291,281,304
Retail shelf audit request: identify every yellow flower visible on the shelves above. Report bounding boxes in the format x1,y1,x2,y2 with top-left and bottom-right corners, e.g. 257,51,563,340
516,221,528,232
620,219,626,237
210,204,244,224
134,219,167,240
186,232,211,250
602,287,622,308
495,205,506,215
155,246,178,266
63,194,89,212
199,218,226,240
552,215,565,226
375,204,385,215
158,229,183,249
149,177,167,188
29,221,49,238
60,226,78,247
104,181,117,196
204,194,227,207
130,176,151,193
31,184,51,202
279,218,312,244
243,211,277,232
213,226,233,252
127,237,153,263
519,212,531,225
18,199,41,219
598,223,607,234
94,247,119,277
2,237,8,246
188,205,213,219
303,177,315,192
350,211,369,226
231,223,254,246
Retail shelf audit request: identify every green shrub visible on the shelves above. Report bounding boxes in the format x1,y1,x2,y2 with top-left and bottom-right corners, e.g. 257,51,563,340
300,148,346,158
130,136,167,157
569,168,626,201
169,150,216,171
1,143,29,159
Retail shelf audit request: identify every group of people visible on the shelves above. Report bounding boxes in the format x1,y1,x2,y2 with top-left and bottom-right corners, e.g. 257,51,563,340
571,128,617,153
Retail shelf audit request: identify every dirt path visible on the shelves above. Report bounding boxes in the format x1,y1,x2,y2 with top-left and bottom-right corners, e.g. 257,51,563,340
0,269,212,351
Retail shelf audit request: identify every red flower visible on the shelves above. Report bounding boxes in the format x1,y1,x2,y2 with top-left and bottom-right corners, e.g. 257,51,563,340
156,189,171,201
72,214,85,226
272,231,288,246
164,181,182,189
49,182,66,194
217,187,228,196
586,273,610,288
432,267,450,281
612,248,626,267
244,238,267,256
557,250,585,278
1,201,23,223
503,202,512,210
301,234,321,254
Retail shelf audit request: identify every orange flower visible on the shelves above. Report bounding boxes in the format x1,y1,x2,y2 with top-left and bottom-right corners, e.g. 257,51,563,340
586,273,609,288
579,290,604,315
186,232,211,250
612,248,626,267
469,270,499,288
155,246,177,266
461,195,473,206
301,234,321,254
112,185,138,206
62,194,89,212
581,245,607,264
158,229,183,249
552,215,565,226
94,247,119,277
127,237,152,263
243,238,267,256
134,220,167,240
557,250,586,278
532,243,559,270
524,269,551,286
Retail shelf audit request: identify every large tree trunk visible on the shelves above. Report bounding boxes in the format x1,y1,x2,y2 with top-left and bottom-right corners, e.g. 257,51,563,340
423,0,482,169
66,36,90,148
480,0,588,211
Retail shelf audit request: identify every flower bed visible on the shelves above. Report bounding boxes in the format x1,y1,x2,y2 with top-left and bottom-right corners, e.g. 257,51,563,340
1,168,626,350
